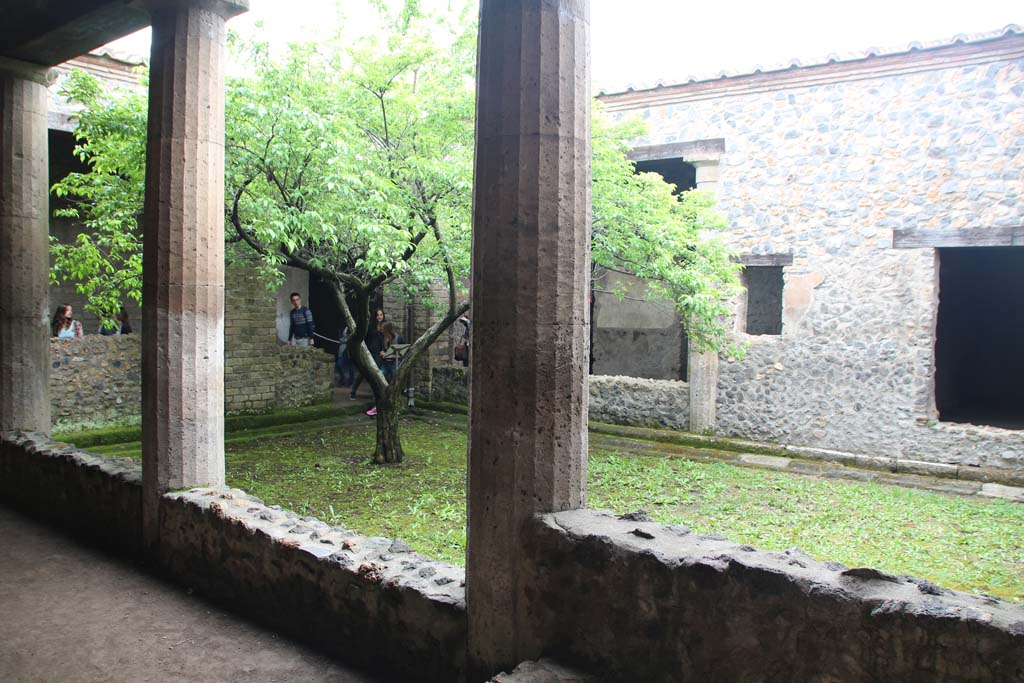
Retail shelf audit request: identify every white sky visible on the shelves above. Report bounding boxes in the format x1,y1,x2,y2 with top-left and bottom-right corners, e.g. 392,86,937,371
105,0,1021,91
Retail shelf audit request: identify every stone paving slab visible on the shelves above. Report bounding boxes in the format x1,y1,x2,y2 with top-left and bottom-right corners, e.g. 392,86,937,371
0,505,382,683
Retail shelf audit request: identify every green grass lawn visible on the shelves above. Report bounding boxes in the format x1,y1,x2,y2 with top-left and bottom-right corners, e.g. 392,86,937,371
84,414,1024,602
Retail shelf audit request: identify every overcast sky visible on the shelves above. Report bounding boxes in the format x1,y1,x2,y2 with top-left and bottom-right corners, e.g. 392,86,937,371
105,0,1020,91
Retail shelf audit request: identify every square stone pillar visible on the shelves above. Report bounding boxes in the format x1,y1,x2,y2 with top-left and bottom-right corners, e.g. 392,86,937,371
0,59,51,434
141,0,247,545
467,0,591,678
688,160,721,432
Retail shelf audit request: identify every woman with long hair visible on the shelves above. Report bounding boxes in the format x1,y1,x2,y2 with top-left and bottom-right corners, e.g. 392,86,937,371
349,308,387,401
51,304,83,339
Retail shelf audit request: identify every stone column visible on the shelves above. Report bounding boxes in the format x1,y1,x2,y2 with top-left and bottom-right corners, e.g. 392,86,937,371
0,59,51,434
688,160,721,432
141,0,246,544
467,0,591,678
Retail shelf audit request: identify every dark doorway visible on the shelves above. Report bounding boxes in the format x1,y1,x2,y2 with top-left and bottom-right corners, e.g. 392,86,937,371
744,266,784,336
634,158,697,194
308,275,342,357
935,247,1024,429
589,157,695,381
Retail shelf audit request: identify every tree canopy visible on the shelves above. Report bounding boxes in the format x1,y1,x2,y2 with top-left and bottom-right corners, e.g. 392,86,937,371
50,0,742,460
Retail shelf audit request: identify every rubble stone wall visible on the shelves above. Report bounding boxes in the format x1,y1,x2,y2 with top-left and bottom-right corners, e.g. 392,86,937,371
0,432,142,554
3,433,1022,681
527,509,1024,683
0,433,466,682
49,267,334,433
588,375,689,430
430,369,691,431
601,43,1024,469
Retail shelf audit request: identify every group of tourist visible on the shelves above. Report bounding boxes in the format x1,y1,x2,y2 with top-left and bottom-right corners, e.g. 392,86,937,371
288,294,409,417
341,309,406,417
50,303,132,339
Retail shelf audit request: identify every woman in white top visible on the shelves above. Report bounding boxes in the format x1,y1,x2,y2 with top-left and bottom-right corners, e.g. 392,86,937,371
51,304,83,339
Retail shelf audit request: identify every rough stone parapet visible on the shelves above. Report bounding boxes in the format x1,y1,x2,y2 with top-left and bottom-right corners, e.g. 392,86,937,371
528,508,1024,682
588,374,689,431
0,431,142,553
48,332,332,432
159,486,466,682
491,659,596,682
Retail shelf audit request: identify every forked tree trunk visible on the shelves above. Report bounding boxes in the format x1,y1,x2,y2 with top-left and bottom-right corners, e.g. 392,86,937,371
373,390,404,464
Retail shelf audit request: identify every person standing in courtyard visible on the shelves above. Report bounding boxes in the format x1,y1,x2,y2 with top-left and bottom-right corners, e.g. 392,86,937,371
288,292,315,347
350,308,386,400
51,304,83,339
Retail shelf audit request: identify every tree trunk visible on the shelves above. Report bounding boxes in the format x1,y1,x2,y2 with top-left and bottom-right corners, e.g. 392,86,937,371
373,390,404,464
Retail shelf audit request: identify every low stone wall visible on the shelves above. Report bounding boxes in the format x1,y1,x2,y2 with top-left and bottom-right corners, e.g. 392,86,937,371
431,366,469,404
3,433,1023,681
588,375,689,430
50,336,142,432
0,432,142,554
160,488,466,682
716,336,1024,472
527,509,1024,683
431,369,692,432
0,433,465,683
49,336,333,432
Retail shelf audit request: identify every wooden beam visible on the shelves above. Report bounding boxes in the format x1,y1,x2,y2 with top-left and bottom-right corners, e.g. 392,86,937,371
737,253,794,267
892,227,1024,248
629,138,725,163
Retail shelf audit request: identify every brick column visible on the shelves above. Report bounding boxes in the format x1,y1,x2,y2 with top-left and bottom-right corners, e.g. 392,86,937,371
466,0,591,677
0,59,51,434
141,0,246,544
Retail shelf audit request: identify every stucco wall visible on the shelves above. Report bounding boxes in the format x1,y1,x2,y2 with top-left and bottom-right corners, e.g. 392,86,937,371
602,41,1024,468
592,271,686,380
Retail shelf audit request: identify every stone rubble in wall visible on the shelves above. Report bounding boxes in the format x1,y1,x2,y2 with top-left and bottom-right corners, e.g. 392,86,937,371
546,508,1024,629
5,431,142,484
164,486,466,608
607,56,1024,474
588,375,690,431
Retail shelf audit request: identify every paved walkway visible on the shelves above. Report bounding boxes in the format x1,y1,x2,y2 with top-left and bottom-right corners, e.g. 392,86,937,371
0,506,381,683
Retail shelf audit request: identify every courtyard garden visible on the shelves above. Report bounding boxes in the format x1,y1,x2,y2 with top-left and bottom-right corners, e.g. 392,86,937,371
66,409,1024,603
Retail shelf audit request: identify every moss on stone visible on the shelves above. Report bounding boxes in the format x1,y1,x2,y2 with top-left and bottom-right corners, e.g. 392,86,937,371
55,400,352,448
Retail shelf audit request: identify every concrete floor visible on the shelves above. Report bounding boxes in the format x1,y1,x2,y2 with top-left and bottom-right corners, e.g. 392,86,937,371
0,505,382,683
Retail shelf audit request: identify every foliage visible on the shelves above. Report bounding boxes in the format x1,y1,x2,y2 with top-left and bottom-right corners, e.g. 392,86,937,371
592,110,742,353
50,69,147,324
83,411,1024,601
49,0,742,459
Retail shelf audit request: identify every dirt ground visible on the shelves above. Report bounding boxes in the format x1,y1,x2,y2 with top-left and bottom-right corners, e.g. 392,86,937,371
0,505,382,683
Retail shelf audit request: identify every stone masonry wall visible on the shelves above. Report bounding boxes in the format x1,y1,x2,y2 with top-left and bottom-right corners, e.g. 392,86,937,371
0,432,142,555
588,375,689,430
49,266,333,432
3,433,1023,681
431,369,692,431
527,509,1024,683
0,433,466,682
50,336,141,432
159,488,466,682
602,39,1024,470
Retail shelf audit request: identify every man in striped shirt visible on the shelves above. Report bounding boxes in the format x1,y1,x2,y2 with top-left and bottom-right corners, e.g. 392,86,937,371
288,292,315,347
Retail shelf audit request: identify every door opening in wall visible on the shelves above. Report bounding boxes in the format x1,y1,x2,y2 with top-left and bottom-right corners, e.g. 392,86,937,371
634,158,696,194
589,157,696,381
742,266,784,335
935,247,1024,429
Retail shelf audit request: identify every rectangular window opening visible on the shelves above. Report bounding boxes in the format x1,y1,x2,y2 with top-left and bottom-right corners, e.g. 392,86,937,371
743,266,784,335
935,247,1024,429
